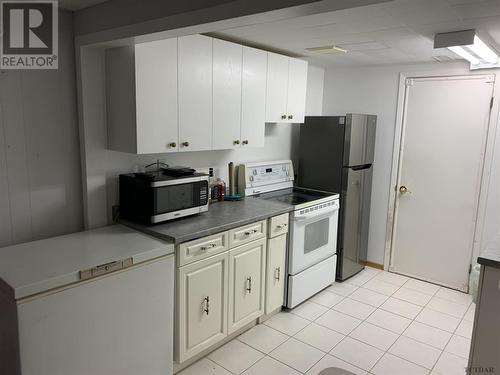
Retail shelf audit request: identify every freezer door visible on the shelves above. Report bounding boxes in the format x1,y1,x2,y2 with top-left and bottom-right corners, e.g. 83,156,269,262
338,165,372,280
344,114,376,167
298,116,345,193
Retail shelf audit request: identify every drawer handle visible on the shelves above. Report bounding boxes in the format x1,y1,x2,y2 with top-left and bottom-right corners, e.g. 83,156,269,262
276,223,288,230
244,229,258,236
246,277,252,294
203,296,210,315
200,243,217,251
275,267,281,281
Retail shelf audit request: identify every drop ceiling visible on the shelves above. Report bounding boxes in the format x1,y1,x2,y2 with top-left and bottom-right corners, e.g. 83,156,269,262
212,0,500,67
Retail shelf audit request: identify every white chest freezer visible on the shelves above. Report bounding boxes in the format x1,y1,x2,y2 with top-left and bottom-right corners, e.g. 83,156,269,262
0,225,175,375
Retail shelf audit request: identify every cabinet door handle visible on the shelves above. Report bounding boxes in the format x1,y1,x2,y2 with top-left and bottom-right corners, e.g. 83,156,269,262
288,115,293,120
203,296,210,315
275,267,281,281
244,229,258,236
246,277,252,294
182,141,190,147
281,114,287,120
200,243,217,251
234,140,240,145
276,223,287,230
242,140,249,145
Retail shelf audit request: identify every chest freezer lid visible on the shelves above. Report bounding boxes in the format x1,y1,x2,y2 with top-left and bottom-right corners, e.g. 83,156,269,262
0,224,174,300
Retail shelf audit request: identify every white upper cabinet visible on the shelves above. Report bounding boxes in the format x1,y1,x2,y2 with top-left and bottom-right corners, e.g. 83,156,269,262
212,39,242,150
105,39,178,154
265,52,308,124
286,58,308,124
265,52,289,123
178,35,213,152
241,47,267,148
106,34,308,154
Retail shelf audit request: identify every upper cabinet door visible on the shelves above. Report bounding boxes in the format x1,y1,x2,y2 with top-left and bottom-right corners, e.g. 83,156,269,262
178,35,213,152
212,39,242,150
286,58,308,123
265,52,289,123
241,47,267,148
135,39,178,153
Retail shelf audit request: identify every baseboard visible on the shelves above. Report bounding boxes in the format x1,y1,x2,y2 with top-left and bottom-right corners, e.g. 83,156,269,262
362,260,384,270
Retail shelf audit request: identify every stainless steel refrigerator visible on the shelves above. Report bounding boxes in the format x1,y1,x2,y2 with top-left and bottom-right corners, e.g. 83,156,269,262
297,114,376,281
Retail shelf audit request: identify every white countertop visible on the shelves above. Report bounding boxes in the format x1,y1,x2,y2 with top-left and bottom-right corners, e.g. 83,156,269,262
0,224,174,300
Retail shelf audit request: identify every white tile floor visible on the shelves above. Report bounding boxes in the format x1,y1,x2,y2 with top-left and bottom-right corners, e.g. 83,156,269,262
179,267,474,375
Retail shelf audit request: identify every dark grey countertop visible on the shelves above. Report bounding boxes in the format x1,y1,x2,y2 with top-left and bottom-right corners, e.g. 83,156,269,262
478,235,500,269
119,197,293,245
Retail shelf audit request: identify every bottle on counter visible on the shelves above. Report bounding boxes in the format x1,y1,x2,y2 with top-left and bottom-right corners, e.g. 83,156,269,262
217,178,226,202
209,168,219,204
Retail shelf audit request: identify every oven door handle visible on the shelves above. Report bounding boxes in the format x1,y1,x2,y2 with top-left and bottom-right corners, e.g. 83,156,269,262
294,206,339,222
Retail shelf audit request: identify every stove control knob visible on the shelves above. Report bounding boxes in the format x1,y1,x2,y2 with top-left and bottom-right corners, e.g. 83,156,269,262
249,176,254,181
252,169,257,176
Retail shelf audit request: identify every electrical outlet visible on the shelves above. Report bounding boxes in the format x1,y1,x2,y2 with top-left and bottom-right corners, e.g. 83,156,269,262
197,166,212,175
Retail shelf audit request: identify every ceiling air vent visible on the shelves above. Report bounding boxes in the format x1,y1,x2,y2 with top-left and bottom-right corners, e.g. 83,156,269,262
305,45,348,54
432,55,454,63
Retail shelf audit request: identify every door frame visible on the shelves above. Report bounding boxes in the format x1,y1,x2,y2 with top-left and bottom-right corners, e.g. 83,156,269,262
384,71,500,286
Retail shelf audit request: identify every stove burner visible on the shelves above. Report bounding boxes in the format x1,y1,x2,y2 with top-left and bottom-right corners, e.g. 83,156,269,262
259,187,338,208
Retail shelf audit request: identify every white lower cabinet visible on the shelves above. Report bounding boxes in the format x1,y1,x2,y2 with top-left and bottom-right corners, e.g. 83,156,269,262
265,234,287,314
228,239,267,334
176,252,228,363
175,219,284,364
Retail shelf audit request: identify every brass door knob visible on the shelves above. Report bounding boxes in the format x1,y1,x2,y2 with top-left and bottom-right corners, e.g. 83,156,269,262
242,140,249,145
234,140,240,145
182,141,189,147
399,186,410,194
168,142,177,148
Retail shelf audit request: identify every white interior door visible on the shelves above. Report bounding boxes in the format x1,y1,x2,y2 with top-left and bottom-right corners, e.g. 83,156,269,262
391,75,494,291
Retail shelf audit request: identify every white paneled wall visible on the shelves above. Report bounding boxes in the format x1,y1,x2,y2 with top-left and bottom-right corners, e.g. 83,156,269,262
0,11,83,247
322,61,500,266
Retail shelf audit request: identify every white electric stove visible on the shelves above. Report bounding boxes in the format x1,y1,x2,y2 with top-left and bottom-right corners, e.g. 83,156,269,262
239,160,340,308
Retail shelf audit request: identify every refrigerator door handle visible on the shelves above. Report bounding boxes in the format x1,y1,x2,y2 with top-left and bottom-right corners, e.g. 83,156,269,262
350,163,372,171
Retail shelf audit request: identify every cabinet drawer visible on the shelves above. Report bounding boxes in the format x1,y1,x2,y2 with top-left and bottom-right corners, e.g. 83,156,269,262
268,213,289,238
229,221,266,248
178,232,229,267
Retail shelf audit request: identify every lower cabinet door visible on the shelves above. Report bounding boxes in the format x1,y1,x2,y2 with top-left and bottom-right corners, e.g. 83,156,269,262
176,252,228,363
265,234,287,314
228,239,266,334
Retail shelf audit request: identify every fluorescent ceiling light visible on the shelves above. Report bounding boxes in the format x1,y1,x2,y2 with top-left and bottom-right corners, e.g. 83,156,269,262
434,30,499,69
469,35,498,64
448,46,480,65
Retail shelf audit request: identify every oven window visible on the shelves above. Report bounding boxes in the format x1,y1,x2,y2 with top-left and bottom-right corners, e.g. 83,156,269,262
155,183,194,214
304,218,329,254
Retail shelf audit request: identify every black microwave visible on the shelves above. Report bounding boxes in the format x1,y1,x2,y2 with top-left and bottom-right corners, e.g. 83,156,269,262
119,172,209,224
